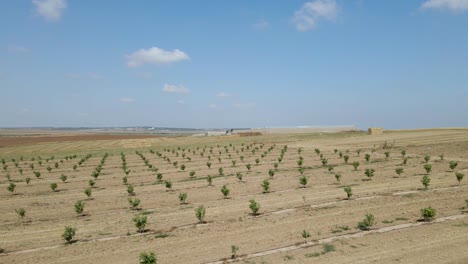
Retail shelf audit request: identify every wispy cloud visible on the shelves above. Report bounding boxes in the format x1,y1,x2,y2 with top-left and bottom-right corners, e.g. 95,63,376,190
292,0,338,31
120,97,136,103
162,84,190,94
126,47,190,67
7,45,30,53
216,92,232,97
177,99,185,104
421,0,468,12
32,0,67,21
253,20,270,30
208,104,217,109
233,102,256,109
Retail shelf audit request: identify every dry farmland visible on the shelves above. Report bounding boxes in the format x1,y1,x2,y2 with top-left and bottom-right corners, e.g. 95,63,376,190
1,129,468,264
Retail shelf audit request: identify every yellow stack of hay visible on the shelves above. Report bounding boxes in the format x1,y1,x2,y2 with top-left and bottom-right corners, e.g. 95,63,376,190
368,127,383,135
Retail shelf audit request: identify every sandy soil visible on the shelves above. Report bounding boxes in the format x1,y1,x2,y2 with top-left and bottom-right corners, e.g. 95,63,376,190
0,129,467,263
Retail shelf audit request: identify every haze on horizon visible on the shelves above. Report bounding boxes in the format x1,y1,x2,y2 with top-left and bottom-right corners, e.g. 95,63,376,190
1,0,467,130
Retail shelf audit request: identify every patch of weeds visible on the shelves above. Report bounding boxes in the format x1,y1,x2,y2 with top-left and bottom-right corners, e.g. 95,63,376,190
283,255,294,261
401,193,416,198
382,219,394,224
305,252,321,258
155,233,170,238
330,225,350,233
453,222,468,227
140,211,154,215
322,244,336,254
98,231,112,236
395,217,409,221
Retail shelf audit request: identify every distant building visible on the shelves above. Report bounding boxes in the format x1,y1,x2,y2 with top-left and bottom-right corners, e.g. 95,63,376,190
368,127,383,135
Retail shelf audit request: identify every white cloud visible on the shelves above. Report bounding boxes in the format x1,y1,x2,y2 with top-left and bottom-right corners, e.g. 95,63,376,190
216,92,232,97
32,0,67,21
177,100,185,104
292,0,337,31
162,84,190,94
126,47,190,67
253,20,270,30
208,104,217,109
120,97,136,103
421,0,468,12
7,45,30,53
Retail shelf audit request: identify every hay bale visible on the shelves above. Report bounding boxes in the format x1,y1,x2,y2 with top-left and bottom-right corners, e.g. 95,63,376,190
368,128,383,135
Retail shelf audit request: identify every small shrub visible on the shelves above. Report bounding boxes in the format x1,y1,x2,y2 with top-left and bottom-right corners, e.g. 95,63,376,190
236,172,243,182
180,164,186,171
206,175,212,186
15,208,26,219
195,205,206,223
133,214,147,233
232,160,236,166
357,213,375,230
364,168,375,180
7,182,16,194
344,186,352,199
249,199,260,215
218,167,224,176
268,169,275,178
34,171,41,178
139,252,157,264
128,197,141,210
231,245,239,259
89,179,95,187
395,167,404,177
322,244,336,254
178,192,188,204
384,151,390,159
189,171,196,178
164,181,172,191
246,164,251,171
352,161,360,171
156,173,163,182
221,185,230,198
424,164,432,174
455,172,464,186
449,161,458,171
364,153,370,162
299,176,308,188
298,167,305,175
122,176,128,185
420,207,436,221
333,173,341,183
421,175,431,190
25,177,31,185
301,230,310,239
62,226,76,243
402,157,408,165
84,188,92,198
60,174,68,183
50,182,58,192
74,200,85,215
261,179,270,193
439,154,444,160
424,155,430,163
343,155,349,164
401,150,406,157
127,184,136,196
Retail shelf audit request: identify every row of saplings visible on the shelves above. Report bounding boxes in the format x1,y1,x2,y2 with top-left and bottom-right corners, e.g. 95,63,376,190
27,200,461,264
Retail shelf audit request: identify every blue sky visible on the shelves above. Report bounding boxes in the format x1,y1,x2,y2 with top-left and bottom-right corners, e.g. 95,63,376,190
1,0,467,129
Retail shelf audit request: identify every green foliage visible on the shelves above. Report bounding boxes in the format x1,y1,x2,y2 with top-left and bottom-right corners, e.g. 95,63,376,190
249,199,260,215
206,175,212,186
122,176,128,185
421,175,431,190
343,155,349,164
268,169,275,178
60,174,68,183
133,214,147,233
255,158,260,165
236,172,243,182
88,179,95,187
246,164,252,171
127,184,136,196
231,245,239,259
178,192,188,204
221,185,230,198
139,252,157,264
449,161,458,171
344,186,352,199
455,172,464,186
401,149,406,157
365,153,371,162
357,213,375,231
424,164,432,174
364,168,375,180
301,230,310,239
84,188,92,198
34,171,41,178
384,151,390,159
299,176,308,187
297,159,303,167
218,167,224,176
261,179,270,193
335,173,342,182
424,155,430,163
7,182,16,194
164,180,172,191
395,167,404,176
180,164,186,171
15,208,26,219
189,171,196,177
74,200,85,215
352,161,360,171
50,182,58,192
25,177,31,185
195,205,206,223
439,154,444,160
47,166,52,172
402,157,408,165
232,160,236,166
420,207,436,221
62,226,76,243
